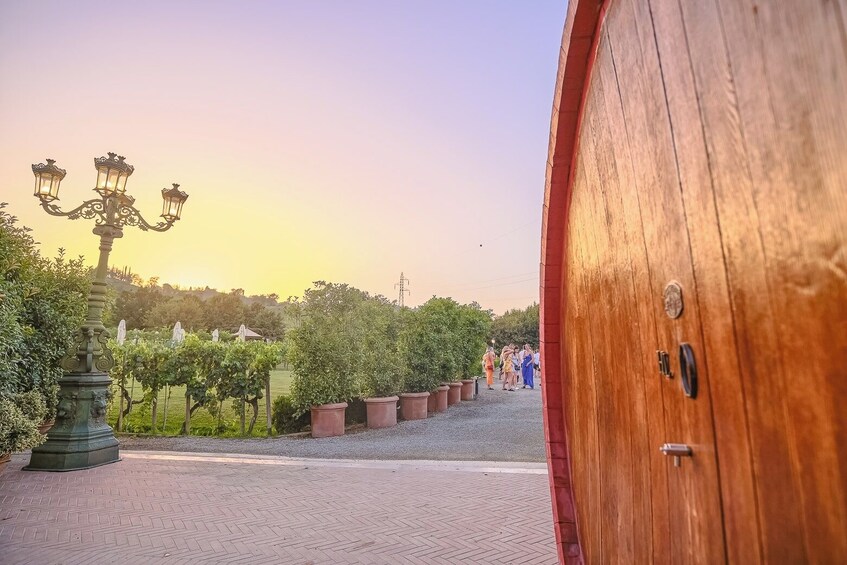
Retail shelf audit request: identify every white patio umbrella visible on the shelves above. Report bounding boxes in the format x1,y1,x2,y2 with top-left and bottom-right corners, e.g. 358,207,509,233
237,324,247,342
172,321,185,344
116,319,127,345
212,329,219,342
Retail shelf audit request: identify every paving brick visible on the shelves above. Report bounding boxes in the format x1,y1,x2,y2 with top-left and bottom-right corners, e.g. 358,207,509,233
0,452,557,564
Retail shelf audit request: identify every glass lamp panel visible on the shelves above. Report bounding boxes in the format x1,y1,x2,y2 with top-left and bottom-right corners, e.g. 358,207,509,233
161,195,180,221
48,175,59,199
33,173,43,197
38,173,57,200
115,172,129,194
96,167,109,191
106,169,120,194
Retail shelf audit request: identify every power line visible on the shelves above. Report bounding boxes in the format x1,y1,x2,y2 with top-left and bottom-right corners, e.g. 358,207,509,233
443,271,537,289
437,274,538,295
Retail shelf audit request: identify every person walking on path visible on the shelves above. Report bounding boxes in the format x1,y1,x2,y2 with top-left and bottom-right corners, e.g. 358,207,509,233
483,347,496,390
533,348,541,388
521,344,535,389
511,347,522,389
501,345,516,391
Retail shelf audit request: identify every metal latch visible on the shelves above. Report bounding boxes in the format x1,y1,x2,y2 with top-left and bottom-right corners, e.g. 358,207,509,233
660,443,693,467
656,350,672,378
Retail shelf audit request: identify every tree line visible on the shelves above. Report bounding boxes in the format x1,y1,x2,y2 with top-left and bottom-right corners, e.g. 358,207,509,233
104,281,297,339
287,282,493,413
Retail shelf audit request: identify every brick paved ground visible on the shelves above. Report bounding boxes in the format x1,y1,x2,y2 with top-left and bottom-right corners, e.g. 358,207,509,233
0,451,557,564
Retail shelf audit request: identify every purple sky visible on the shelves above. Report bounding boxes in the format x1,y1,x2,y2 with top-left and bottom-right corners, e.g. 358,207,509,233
0,0,567,314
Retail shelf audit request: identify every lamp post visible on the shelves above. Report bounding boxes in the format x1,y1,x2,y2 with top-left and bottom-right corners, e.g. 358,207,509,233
25,152,188,472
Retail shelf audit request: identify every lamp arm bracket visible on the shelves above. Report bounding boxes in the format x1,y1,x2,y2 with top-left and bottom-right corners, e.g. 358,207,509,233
118,204,173,232
41,198,105,222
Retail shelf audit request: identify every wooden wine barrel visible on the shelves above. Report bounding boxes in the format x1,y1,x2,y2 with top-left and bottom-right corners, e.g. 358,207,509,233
539,1,847,563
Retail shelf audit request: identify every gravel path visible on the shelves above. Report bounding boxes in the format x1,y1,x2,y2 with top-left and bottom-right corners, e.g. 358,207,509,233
118,383,546,462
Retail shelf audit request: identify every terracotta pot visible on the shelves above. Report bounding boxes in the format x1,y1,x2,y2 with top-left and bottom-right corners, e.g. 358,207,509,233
364,396,399,429
0,452,10,476
447,382,462,405
427,392,438,413
38,419,55,435
435,385,449,412
399,392,429,420
460,379,475,401
310,402,348,438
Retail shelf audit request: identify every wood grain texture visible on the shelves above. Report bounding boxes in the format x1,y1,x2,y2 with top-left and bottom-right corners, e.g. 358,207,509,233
563,0,727,559
564,157,603,561
646,0,762,562
604,0,727,559
696,0,847,560
595,31,672,565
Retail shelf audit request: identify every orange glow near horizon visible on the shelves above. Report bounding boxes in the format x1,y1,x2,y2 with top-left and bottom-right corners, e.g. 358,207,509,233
0,1,566,314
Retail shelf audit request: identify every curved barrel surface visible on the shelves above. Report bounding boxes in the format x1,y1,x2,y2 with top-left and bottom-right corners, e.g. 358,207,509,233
540,1,847,563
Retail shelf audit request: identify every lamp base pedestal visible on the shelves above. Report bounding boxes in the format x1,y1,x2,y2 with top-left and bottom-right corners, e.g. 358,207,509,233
25,372,120,472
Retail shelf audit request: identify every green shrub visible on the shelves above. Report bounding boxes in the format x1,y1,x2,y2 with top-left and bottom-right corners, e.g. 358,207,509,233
0,398,44,454
353,298,404,398
14,390,47,423
271,394,310,434
399,297,461,392
455,303,491,378
0,204,88,451
289,282,365,413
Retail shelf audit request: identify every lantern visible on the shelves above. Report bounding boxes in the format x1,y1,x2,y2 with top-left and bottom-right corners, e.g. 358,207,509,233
160,183,188,222
31,158,66,202
94,152,134,196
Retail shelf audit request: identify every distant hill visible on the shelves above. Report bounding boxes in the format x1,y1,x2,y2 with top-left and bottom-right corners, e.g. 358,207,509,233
106,266,287,309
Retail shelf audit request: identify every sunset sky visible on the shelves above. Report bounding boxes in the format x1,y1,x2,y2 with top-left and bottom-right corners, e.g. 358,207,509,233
0,1,566,314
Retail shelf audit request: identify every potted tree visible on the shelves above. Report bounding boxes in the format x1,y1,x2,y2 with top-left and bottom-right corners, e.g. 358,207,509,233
427,384,449,413
354,299,402,429
456,303,491,401
398,377,432,420
433,384,450,412
446,381,463,406
399,298,460,419
290,282,365,437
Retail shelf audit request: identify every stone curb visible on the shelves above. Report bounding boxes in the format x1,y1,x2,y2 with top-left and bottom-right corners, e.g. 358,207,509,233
122,450,549,474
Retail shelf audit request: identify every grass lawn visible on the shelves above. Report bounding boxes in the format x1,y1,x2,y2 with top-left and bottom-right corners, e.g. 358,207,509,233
108,369,293,437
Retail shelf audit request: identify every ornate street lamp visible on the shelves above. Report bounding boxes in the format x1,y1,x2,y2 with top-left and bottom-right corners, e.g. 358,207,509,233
25,152,188,472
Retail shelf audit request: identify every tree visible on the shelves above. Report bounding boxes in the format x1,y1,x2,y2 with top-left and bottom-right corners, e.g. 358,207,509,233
455,303,493,378
111,281,165,329
490,303,539,349
0,204,89,429
279,296,303,329
353,297,404,398
203,292,244,331
289,282,366,413
143,295,205,330
399,297,462,393
243,302,285,340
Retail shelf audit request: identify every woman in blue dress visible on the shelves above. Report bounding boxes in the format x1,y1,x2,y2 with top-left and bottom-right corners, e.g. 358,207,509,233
521,344,535,389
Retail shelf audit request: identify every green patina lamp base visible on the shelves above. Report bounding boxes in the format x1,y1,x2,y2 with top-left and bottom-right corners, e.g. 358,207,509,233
25,372,120,472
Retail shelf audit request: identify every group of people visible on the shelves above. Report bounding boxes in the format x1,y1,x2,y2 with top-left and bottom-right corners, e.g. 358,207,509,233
482,344,540,391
